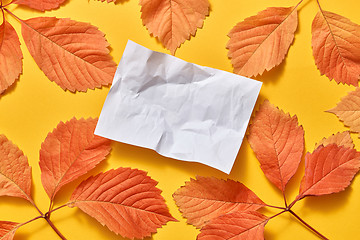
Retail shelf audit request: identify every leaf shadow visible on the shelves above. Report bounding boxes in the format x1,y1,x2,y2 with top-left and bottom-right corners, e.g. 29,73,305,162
254,57,286,85
13,233,27,240
65,208,154,240
110,136,249,182
0,78,20,100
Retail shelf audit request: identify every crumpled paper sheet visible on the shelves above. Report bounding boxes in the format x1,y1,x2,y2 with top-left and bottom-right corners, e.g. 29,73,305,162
95,40,262,174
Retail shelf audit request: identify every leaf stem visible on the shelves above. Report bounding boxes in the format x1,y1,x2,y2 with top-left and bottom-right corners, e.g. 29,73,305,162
17,215,43,229
44,215,68,240
316,0,323,12
3,7,21,21
48,204,69,215
294,0,304,9
289,210,329,240
271,210,286,219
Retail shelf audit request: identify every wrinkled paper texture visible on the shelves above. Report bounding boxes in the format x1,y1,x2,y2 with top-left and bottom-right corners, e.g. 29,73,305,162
95,40,262,173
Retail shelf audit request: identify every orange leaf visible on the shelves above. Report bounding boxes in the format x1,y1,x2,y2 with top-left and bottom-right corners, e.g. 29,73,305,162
139,0,209,55
315,131,354,149
298,144,360,199
198,211,268,240
227,6,298,77
39,118,111,201
69,168,176,239
248,100,304,193
173,176,265,228
0,20,23,95
12,0,67,11
328,88,360,133
312,11,360,86
0,135,32,202
21,17,117,92
0,221,19,240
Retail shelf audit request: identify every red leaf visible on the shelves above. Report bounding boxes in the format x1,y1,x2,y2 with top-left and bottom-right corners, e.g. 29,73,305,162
0,20,23,95
198,211,268,240
0,221,19,240
227,6,298,77
173,176,265,228
39,118,111,201
298,144,360,199
248,100,304,193
312,11,360,86
21,17,117,92
0,135,32,202
69,168,176,239
140,0,209,54
12,0,67,11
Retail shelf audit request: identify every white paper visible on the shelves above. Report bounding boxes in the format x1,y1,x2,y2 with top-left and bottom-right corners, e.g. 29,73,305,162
95,40,262,174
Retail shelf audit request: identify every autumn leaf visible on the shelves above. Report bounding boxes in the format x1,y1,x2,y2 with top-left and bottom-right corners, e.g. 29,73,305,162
247,100,304,193
39,117,111,202
328,88,360,133
312,10,360,86
0,221,19,240
0,20,23,95
69,167,176,239
197,211,269,240
297,144,360,200
139,0,209,55
0,135,32,202
12,0,67,11
315,131,354,149
227,6,298,77
173,176,265,228
21,17,117,92
176,100,360,239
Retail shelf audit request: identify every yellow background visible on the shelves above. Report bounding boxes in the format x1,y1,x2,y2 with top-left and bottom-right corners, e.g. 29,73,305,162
1,0,359,239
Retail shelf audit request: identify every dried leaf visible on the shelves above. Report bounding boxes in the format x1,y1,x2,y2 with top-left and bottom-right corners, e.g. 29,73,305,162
173,176,265,228
248,100,304,193
198,211,268,240
315,131,354,149
69,168,176,239
140,0,209,55
0,221,19,240
12,0,67,11
39,118,111,201
21,17,117,92
298,144,360,200
227,6,298,77
312,11,360,86
0,135,32,202
328,88,360,133
97,0,116,2
0,20,23,95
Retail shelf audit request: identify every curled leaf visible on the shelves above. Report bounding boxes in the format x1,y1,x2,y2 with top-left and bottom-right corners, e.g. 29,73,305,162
248,100,304,193
198,211,268,240
12,0,67,11
0,20,23,95
39,118,111,201
140,0,209,54
69,168,176,239
227,6,298,77
21,17,117,92
312,11,360,86
173,176,265,228
315,131,354,149
328,88,360,134
298,144,360,200
0,221,19,240
0,135,32,202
